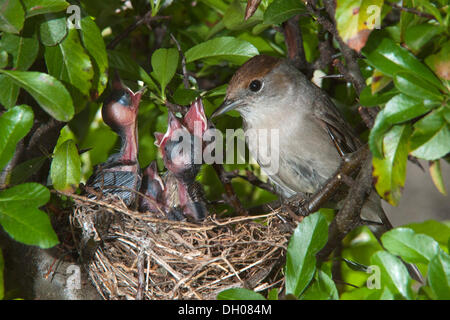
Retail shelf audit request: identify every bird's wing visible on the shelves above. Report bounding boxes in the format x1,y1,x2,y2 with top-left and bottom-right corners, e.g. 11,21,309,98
312,95,361,155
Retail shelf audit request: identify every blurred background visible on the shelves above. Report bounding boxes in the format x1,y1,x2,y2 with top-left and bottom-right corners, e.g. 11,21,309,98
384,160,450,226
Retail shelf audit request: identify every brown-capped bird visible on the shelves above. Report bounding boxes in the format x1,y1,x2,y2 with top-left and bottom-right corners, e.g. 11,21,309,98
211,55,423,281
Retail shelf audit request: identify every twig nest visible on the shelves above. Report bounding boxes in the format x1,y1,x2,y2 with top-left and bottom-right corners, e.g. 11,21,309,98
70,194,295,300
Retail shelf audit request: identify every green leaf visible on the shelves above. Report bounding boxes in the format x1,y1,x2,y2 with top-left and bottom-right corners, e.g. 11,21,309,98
0,183,59,249
369,94,428,158
0,0,25,34
428,251,450,299
9,156,47,185
50,139,81,191
381,228,441,264
335,0,384,52
0,75,19,109
370,251,413,299
410,108,450,161
300,269,339,300
363,37,443,89
108,50,158,92
267,288,278,300
264,0,306,25
151,48,179,100
404,220,450,248
425,41,450,82
39,12,68,46
0,105,34,171
285,213,328,297
429,160,447,195
185,36,259,65
405,23,443,53
359,86,397,107
217,288,266,300
393,72,443,102
23,0,69,18
172,88,199,106
372,124,411,206
0,70,74,122
223,0,262,31
0,31,39,71
45,28,94,96
0,50,7,68
79,16,108,98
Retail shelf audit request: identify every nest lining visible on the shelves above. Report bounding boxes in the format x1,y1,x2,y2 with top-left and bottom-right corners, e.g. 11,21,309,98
68,193,296,300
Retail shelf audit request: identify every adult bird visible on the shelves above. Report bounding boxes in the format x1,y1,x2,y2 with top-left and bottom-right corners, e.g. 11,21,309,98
211,55,423,281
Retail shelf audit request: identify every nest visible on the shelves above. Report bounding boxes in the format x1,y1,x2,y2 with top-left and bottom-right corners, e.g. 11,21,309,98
67,193,296,300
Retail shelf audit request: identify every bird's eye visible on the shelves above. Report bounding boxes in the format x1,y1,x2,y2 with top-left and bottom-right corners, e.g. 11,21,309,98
249,80,263,92
118,91,131,106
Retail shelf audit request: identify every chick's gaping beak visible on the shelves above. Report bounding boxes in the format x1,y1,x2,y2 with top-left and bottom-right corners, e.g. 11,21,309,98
211,98,242,119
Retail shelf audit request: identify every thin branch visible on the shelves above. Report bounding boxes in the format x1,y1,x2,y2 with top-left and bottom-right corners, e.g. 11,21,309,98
107,11,171,50
386,2,435,20
286,144,369,216
212,163,247,216
170,34,190,90
317,150,373,262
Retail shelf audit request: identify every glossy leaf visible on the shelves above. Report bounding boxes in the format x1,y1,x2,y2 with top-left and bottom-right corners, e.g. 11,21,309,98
359,86,397,107
285,213,328,297
108,50,158,92
23,0,69,17
393,72,443,102
410,108,450,160
185,36,259,65
300,269,339,300
370,251,413,299
0,31,39,71
381,228,441,264
217,288,266,300
263,0,305,25
336,0,383,52
151,48,179,100
372,124,411,205
0,183,59,248
39,12,68,46
369,94,428,158
425,41,450,81
0,105,34,171
405,23,442,53
0,70,74,122
404,220,450,248
0,0,25,34
223,0,262,31
0,75,20,109
79,16,108,98
428,251,450,299
50,139,81,191
429,160,447,195
45,28,94,96
363,37,443,89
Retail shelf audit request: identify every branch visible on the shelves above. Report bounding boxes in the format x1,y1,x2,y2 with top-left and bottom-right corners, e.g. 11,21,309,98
212,163,247,216
282,15,313,78
106,11,170,50
386,2,435,20
286,144,369,216
317,149,373,262
170,34,190,90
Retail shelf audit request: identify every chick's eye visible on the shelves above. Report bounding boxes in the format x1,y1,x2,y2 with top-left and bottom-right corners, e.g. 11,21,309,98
118,92,131,106
249,80,262,92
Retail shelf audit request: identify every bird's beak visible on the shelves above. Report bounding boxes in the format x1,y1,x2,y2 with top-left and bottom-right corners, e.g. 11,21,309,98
211,98,241,119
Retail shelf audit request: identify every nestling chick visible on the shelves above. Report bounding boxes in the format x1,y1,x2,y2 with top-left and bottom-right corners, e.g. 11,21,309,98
154,98,208,221
212,55,422,281
86,77,143,208
139,160,166,214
